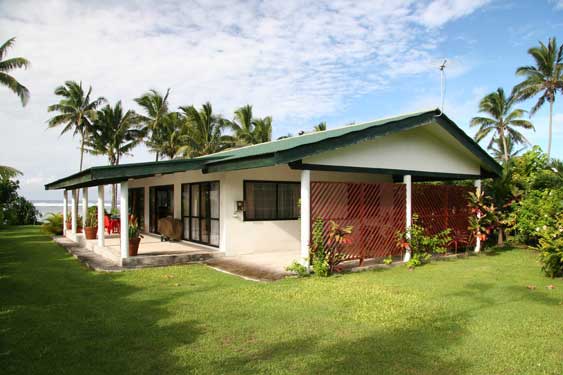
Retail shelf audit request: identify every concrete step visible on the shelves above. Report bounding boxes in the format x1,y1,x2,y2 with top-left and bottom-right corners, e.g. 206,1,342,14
122,251,218,268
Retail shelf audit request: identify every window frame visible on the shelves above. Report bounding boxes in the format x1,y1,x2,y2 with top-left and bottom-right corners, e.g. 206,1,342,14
243,180,300,222
181,181,220,248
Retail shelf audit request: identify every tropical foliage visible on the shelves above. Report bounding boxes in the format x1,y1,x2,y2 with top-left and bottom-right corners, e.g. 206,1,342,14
229,105,272,145
42,213,64,235
85,101,144,208
47,81,106,171
0,175,38,225
513,37,563,158
396,215,451,268
179,102,234,157
0,37,30,106
470,87,534,163
134,89,170,161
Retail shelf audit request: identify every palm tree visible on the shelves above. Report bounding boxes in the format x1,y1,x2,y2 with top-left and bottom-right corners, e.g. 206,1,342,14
470,88,534,163
134,89,170,161
179,102,233,157
229,105,272,145
0,37,30,106
489,137,526,162
0,165,22,179
252,116,272,143
314,121,327,131
514,37,563,158
47,81,105,171
155,112,187,160
85,101,144,208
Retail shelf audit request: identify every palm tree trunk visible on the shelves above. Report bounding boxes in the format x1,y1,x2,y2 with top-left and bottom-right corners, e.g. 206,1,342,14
547,100,553,159
111,184,116,211
497,227,504,247
500,129,509,163
79,135,85,171
155,152,159,162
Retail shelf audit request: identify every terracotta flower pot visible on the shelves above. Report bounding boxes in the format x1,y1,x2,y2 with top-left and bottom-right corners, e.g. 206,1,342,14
66,222,71,230
84,226,97,240
129,237,141,256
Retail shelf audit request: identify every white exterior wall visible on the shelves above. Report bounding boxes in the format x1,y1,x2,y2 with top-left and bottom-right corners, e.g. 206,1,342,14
128,165,390,256
303,123,482,175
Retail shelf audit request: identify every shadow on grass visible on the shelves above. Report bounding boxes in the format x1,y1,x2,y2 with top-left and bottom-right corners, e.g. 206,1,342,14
212,312,471,375
447,281,560,313
0,227,202,374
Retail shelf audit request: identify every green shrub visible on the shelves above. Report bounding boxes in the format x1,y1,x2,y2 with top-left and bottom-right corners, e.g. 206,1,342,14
535,214,563,278
285,261,309,277
510,189,563,245
383,255,393,265
396,214,451,268
42,213,64,235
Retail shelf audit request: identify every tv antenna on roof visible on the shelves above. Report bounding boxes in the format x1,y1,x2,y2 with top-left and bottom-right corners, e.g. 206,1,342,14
438,59,447,115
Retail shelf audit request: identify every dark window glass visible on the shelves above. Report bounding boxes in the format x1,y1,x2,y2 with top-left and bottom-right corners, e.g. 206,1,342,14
244,181,300,221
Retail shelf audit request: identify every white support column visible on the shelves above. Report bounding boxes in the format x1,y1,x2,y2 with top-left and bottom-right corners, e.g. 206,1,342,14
300,170,311,268
97,185,105,247
403,174,412,262
120,181,129,260
82,187,88,230
71,189,78,238
63,190,68,236
474,179,482,253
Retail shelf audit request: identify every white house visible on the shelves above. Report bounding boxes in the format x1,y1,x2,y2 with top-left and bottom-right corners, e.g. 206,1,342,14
45,109,500,268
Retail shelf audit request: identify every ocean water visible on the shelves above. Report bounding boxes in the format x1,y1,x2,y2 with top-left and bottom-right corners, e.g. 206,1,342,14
32,200,116,221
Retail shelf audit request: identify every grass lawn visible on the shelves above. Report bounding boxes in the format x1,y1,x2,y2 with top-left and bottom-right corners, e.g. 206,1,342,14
1,226,562,375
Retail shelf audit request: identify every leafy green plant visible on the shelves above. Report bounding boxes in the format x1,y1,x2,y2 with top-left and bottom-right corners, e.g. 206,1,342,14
467,191,498,246
285,261,309,277
309,218,353,276
383,256,393,265
84,206,98,228
510,189,563,245
41,213,64,235
396,214,451,268
128,215,143,239
535,214,563,278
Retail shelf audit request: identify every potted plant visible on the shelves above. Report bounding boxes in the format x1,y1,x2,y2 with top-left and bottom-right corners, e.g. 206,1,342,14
128,215,143,256
66,215,83,232
83,207,98,240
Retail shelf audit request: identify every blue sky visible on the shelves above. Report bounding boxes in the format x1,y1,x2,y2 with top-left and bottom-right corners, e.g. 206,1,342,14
0,0,562,200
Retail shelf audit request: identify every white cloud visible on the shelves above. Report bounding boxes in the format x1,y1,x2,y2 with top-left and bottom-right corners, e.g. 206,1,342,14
0,0,489,198
551,0,563,10
416,0,491,28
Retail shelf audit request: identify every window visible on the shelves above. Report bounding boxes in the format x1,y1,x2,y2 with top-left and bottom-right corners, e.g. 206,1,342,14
244,181,300,221
182,182,220,247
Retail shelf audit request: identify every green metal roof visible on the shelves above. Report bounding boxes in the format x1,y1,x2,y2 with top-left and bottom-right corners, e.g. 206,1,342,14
45,109,502,190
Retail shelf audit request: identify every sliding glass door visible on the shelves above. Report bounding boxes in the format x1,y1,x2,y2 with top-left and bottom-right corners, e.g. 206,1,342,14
182,182,219,247
128,187,145,230
149,185,174,234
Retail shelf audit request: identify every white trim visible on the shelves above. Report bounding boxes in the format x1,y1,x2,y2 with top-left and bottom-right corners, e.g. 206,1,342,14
63,190,68,236
403,174,412,262
71,189,78,237
120,181,129,260
82,187,88,227
300,169,311,268
97,185,105,248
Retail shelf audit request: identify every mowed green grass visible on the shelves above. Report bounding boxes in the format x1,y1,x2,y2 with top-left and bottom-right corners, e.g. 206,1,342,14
1,226,562,375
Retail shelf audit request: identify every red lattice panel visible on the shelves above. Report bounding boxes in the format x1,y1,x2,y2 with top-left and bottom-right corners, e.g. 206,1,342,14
412,184,472,247
310,182,406,261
